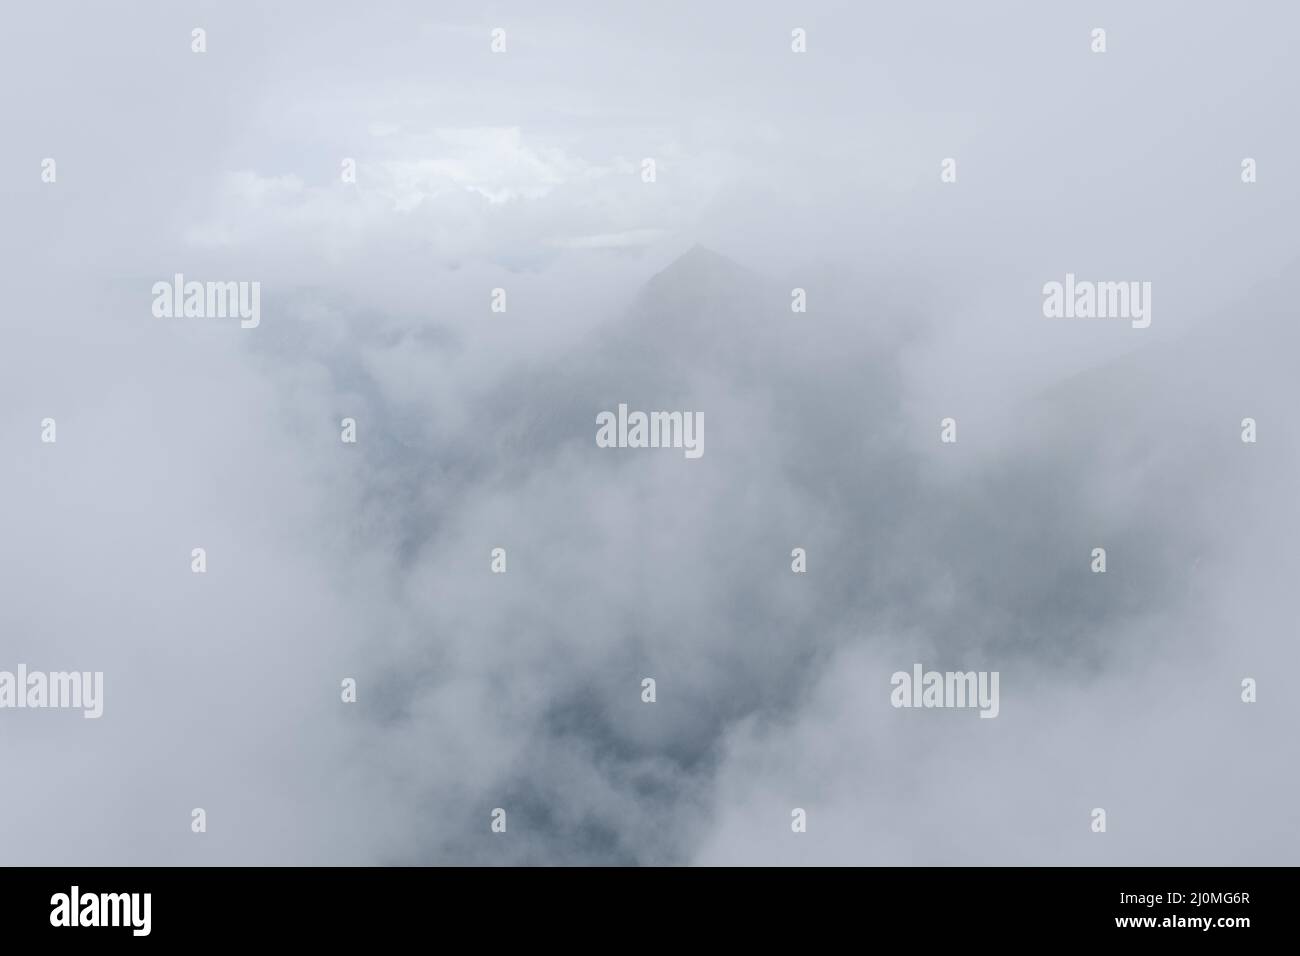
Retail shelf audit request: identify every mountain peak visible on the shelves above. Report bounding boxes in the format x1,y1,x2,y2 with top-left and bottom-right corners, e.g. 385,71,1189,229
663,243,742,274
637,244,751,304
612,244,764,350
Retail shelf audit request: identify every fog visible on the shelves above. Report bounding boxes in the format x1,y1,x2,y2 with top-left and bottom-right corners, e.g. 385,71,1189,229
1,0,1296,865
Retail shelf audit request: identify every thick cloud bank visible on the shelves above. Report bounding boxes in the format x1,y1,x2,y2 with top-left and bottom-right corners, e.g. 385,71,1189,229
1,1,1296,865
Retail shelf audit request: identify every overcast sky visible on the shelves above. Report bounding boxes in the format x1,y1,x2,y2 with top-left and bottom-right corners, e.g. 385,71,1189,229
1,1,1297,865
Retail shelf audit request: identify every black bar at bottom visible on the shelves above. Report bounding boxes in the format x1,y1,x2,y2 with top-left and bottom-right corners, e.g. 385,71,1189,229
0,867,1283,942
